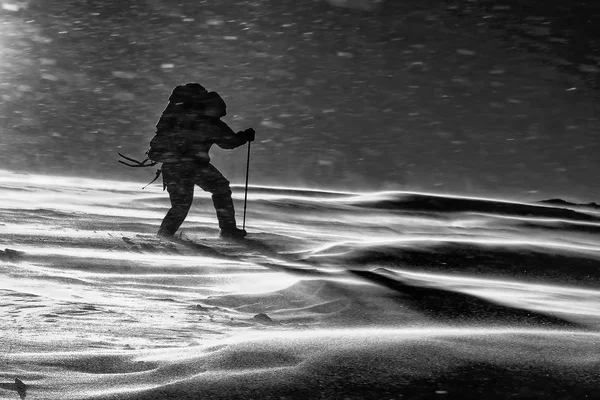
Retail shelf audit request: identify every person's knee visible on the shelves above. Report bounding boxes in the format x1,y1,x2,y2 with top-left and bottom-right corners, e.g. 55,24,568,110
213,190,231,200
167,182,194,205
211,183,232,198
171,201,192,213
167,198,192,218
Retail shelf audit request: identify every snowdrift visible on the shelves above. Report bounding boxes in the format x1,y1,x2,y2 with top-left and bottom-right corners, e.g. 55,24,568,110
0,170,599,399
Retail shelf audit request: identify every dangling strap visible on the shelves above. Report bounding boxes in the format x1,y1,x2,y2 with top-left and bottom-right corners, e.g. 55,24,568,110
118,152,158,168
142,168,162,190
118,152,162,190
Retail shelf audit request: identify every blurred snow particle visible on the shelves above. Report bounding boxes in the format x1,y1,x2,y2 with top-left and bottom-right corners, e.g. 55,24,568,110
32,35,52,44
17,85,32,92
337,51,354,59
552,57,571,66
39,58,57,66
260,119,285,129
1,2,22,12
41,74,59,81
206,18,224,26
579,64,600,73
489,68,505,75
528,26,551,37
549,37,568,44
566,87,577,91
182,17,194,22
323,109,336,114
160,63,175,69
224,36,238,41
525,16,547,22
451,77,470,84
325,0,383,11
269,69,296,79
457,49,476,56
113,91,135,101
112,71,137,79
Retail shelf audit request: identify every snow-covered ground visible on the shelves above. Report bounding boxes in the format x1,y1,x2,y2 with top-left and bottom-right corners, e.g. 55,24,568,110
1,169,599,399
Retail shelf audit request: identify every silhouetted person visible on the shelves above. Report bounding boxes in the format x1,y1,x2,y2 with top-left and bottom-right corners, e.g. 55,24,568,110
152,83,255,239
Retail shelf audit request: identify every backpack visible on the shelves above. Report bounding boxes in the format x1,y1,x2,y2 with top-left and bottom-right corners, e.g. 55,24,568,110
118,83,213,188
146,123,188,164
147,83,211,163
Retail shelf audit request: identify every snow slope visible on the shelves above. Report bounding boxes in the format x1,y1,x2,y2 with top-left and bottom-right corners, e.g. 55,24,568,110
1,170,599,399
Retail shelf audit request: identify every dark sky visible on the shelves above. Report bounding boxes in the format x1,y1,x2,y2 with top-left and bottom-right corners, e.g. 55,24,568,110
1,0,599,201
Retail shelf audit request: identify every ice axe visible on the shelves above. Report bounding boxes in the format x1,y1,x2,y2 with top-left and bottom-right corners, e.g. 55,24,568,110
242,140,251,231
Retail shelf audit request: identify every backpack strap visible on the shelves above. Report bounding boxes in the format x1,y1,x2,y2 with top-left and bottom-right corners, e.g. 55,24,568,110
118,152,158,168
142,168,163,190
118,152,163,190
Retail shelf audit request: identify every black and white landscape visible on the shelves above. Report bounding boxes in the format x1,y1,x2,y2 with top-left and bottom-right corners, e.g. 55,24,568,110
2,0,600,398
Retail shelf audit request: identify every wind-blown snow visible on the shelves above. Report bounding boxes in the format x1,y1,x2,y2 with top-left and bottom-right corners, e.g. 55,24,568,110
0,169,599,399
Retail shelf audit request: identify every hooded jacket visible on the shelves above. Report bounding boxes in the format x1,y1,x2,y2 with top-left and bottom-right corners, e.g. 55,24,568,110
154,89,248,164
183,117,249,163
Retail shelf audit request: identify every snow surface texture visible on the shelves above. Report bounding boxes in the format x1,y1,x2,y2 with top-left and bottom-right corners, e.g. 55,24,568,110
0,169,599,399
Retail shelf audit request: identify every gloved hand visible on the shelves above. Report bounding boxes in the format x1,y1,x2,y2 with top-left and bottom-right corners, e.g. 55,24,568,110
245,128,256,142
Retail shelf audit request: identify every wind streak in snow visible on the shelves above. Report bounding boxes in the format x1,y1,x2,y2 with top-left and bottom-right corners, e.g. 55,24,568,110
0,170,599,399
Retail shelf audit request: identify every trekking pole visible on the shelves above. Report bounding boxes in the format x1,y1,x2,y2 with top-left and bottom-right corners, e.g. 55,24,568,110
242,141,251,231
